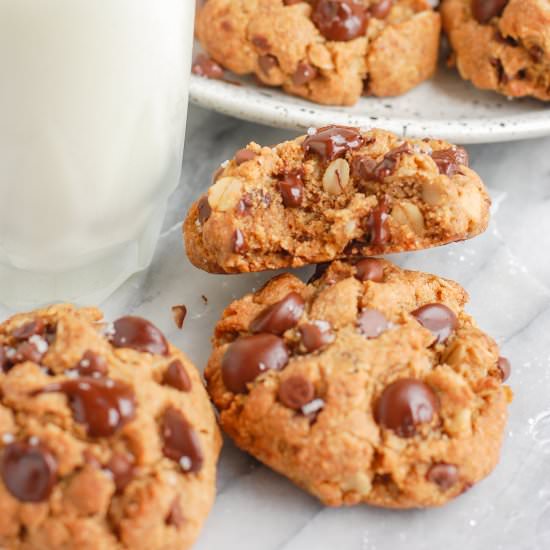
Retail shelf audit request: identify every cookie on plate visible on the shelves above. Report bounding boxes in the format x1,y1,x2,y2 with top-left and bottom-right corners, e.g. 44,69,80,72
205,259,512,508
195,0,441,104
0,305,221,550
441,0,550,101
184,126,490,274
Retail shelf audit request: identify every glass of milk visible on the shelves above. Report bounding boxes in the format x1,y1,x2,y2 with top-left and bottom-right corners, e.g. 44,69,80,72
0,0,195,309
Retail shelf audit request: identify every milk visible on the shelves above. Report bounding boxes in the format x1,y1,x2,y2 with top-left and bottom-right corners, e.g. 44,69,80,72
0,0,194,308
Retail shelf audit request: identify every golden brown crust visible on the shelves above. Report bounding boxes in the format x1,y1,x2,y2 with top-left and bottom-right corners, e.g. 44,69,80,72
0,305,221,550
196,0,441,104
183,128,490,274
442,0,550,100
205,260,511,508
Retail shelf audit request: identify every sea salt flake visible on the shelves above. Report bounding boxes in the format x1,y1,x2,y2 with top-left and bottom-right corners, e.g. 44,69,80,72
29,335,48,354
101,323,115,338
179,456,192,471
301,398,325,416
2,433,15,444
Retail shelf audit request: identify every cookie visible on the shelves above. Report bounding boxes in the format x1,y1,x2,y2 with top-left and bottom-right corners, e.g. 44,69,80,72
195,0,441,105
184,126,490,274
441,0,550,100
204,259,512,508
0,305,221,550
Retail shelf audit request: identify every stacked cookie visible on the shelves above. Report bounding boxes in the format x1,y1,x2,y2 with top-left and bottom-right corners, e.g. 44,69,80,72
194,0,550,104
184,125,512,508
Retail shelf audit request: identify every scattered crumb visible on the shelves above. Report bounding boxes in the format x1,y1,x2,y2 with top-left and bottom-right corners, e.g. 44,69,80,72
171,305,188,330
201,295,208,305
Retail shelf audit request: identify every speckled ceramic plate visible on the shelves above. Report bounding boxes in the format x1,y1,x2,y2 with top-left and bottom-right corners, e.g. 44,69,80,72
190,60,550,144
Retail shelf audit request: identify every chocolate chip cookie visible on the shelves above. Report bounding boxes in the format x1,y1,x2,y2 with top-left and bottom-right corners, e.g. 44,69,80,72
184,126,490,274
195,0,441,104
205,259,512,508
0,305,221,550
442,0,550,100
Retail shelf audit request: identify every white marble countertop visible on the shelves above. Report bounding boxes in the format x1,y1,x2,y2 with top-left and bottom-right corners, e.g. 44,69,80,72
11,105,550,549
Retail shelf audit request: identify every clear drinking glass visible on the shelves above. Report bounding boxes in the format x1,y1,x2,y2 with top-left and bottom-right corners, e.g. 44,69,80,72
0,0,195,308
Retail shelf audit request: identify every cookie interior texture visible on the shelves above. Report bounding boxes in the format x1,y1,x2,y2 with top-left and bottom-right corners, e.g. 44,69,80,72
442,0,550,100
196,0,441,104
184,126,490,274
0,305,221,550
205,259,512,508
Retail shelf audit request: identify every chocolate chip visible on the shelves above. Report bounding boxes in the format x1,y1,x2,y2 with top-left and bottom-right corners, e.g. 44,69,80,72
431,147,469,176
161,407,203,473
251,35,270,50
299,320,334,352
357,308,389,339
171,305,187,330
111,316,169,356
222,334,289,393
279,171,305,207
490,57,508,85
366,198,391,247
370,0,393,19
307,262,331,284
250,292,305,335
372,143,411,181
303,125,364,162
106,453,135,493
198,195,212,224
235,148,257,165
12,319,45,340
351,155,378,181
312,0,368,41
259,54,279,75
497,356,511,382
355,258,384,282
530,45,544,63
411,303,458,344
293,62,318,86
427,463,459,490
76,350,108,377
375,378,439,437
278,375,315,410
166,497,185,528
471,0,508,24
12,339,47,365
0,346,7,372
191,54,225,80
232,229,247,254
236,193,255,215
1,441,57,502
35,377,136,437
163,359,192,392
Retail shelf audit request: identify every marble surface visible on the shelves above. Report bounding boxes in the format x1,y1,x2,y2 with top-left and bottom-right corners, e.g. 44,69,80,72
7,105,550,549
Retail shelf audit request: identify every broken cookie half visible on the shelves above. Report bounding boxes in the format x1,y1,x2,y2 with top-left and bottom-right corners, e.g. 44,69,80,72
184,126,490,274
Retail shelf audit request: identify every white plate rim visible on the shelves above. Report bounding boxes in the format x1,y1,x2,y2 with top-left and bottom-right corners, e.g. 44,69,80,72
190,75,550,144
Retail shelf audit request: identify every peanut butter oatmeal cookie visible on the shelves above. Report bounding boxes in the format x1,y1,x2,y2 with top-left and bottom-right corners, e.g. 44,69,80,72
184,126,490,274
195,0,441,104
205,259,511,508
0,305,221,550
442,0,550,100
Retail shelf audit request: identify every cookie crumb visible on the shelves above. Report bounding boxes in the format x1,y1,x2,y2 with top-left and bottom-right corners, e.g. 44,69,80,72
171,305,188,330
